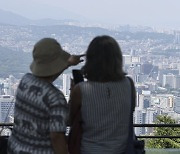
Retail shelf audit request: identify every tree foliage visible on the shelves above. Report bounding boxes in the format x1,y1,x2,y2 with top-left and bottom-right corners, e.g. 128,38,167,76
146,115,180,148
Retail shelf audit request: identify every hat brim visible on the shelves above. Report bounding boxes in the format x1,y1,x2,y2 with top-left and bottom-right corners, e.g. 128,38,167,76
30,50,70,77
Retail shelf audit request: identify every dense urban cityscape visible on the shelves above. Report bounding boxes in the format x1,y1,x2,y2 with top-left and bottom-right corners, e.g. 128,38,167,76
0,0,180,153
0,22,180,138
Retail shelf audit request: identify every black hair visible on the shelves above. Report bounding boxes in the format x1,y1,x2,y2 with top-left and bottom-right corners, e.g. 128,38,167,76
83,35,125,82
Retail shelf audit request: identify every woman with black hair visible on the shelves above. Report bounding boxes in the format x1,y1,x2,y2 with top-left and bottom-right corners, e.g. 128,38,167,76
70,35,136,154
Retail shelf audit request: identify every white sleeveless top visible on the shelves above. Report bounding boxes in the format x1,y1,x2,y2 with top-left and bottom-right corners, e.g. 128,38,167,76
79,77,132,154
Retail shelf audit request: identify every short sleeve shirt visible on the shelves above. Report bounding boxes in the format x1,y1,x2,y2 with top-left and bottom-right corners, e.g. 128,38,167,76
8,73,68,154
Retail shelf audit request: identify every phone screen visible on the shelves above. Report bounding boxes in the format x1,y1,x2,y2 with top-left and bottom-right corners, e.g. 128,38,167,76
72,69,84,84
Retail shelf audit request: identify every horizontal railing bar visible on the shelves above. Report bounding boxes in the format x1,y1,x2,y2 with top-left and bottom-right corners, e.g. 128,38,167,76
137,136,180,138
134,124,180,127
0,123,13,126
1,123,180,127
1,123,180,139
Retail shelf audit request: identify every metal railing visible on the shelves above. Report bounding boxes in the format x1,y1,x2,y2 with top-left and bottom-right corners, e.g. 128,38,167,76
1,123,180,139
134,124,180,138
0,123,13,127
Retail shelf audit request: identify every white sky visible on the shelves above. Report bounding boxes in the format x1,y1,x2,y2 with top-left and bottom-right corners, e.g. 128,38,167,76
0,0,180,29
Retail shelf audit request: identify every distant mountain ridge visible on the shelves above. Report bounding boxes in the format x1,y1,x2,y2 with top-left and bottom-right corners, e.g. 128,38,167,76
0,9,31,25
0,13,175,78
0,9,156,33
0,9,78,26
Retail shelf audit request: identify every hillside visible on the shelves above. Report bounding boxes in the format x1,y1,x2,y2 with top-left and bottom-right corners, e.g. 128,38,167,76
0,46,32,78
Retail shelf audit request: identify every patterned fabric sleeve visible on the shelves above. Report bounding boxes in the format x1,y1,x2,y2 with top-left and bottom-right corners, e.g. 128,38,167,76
49,90,68,132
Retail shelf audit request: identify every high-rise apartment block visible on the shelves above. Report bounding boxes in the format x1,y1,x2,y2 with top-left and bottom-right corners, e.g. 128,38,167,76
0,95,15,123
174,96,180,114
123,55,132,65
174,75,180,89
134,109,146,135
62,73,71,100
162,74,175,88
174,32,180,44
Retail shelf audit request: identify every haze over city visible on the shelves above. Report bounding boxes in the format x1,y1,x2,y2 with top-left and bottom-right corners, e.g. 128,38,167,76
0,0,180,29
0,0,180,152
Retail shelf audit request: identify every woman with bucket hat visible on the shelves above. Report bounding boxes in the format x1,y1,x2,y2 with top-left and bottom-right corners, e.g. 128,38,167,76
8,38,84,154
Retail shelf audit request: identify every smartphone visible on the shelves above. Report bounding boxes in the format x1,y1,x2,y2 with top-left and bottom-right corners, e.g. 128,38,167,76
72,69,84,84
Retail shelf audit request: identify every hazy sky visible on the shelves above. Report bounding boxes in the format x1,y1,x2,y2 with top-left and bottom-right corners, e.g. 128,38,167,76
0,0,180,29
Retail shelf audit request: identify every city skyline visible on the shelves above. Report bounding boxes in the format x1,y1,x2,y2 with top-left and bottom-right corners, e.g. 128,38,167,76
0,0,180,29
0,1,180,149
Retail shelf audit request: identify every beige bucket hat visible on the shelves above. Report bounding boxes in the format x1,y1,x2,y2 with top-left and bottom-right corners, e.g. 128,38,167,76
30,38,70,77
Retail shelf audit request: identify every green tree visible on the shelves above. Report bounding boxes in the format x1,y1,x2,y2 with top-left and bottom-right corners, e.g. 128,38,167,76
146,115,180,148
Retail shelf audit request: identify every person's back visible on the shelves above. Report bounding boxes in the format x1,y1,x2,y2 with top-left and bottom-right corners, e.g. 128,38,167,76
79,79,131,154
70,35,136,154
8,38,84,154
8,73,68,153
